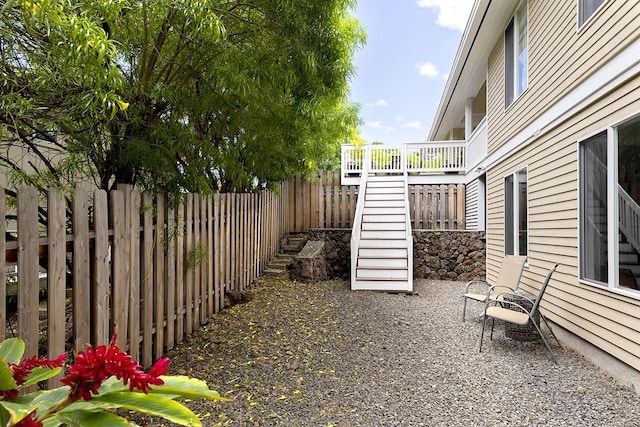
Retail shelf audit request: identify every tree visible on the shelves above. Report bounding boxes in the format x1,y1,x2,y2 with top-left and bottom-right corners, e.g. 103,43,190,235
1,0,365,195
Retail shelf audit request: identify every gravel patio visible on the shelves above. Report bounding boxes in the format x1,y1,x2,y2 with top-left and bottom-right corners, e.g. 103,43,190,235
143,276,640,426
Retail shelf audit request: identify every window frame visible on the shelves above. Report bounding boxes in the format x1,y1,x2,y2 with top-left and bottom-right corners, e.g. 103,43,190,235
504,167,528,257
578,0,606,29
577,115,640,298
504,0,528,108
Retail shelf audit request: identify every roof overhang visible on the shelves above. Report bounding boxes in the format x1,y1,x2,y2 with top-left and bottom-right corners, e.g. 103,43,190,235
428,0,520,140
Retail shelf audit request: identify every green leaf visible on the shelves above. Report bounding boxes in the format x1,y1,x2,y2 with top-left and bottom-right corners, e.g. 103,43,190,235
0,338,25,364
48,410,135,427
0,401,37,425
149,376,231,401
89,391,201,426
23,367,63,387
0,359,18,391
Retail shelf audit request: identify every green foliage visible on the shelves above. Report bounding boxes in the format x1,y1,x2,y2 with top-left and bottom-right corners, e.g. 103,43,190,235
185,242,209,269
0,338,228,426
1,0,365,195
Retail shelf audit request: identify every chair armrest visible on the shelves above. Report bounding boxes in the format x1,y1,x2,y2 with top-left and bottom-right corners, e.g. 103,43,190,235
488,292,534,312
487,285,517,295
464,280,490,294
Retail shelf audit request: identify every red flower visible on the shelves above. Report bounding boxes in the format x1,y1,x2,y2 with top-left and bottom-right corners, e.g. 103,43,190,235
0,353,66,401
14,411,42,427
61,335,169,400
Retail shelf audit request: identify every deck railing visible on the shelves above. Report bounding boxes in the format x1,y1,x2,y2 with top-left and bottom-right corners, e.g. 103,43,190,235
341,141,466,185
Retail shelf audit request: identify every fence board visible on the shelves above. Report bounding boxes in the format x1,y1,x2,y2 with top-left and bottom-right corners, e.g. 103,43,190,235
185,193,194,335
166,204,176,350
127,187,141,360
193,195,201,326
72,189,90,354
47,189,66,388
141,193,154,367
175,199,185,343
93,190,109,346
155,194,166,358
110,190,127,349
213,193,221,314
17,186,39,361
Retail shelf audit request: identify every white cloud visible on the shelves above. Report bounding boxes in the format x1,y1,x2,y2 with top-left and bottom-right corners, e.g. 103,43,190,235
367,121,394,131
416,0,474,32
402,121,422,129
366,99,388,108
416,61,440,78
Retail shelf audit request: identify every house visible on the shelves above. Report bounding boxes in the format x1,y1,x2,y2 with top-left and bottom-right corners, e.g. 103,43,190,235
429,0,640,388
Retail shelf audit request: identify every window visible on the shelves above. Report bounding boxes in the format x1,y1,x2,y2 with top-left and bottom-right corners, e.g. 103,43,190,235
578,0,606,27
579,116,640,292
505,169,527,256
579,132,608,284
505,1,528,107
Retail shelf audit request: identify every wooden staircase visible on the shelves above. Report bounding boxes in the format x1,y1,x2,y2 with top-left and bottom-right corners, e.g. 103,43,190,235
351,175,413,292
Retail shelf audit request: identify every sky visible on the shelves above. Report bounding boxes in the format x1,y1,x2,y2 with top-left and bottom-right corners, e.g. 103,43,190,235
349,0,475,146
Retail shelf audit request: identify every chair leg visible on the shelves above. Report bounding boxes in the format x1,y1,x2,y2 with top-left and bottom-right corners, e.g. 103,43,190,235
463,297,468,322
531,317,558,364
479,313,488,352
489,317,496,340
540,313,561,347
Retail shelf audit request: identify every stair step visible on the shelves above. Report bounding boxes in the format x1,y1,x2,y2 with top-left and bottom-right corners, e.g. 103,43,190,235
358,257,407,268
360,230,406,239
619,242,635,253
363,214,405,222
359,239,408,249
366,186,405,193
361,221,405,230
363,207,405,215
619,253,638,264
366,193,404,201
356,268,408,280
351,279,412,292
367,179,404,188
364,200,405,208
620,264,640,275
359,247,407,258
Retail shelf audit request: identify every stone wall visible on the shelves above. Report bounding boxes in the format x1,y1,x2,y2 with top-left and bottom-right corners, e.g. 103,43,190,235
307,229,486,282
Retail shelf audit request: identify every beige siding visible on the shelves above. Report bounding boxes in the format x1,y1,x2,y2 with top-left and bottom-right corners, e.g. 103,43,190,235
486,70,640,371
487,0,640,154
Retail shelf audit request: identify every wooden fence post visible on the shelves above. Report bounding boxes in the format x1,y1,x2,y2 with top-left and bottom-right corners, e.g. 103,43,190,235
72,189,90,354
17,186,39,361
141,193,154,367
47,189,66,389
166,202,176,350
93,190,110,346
110,189,128,350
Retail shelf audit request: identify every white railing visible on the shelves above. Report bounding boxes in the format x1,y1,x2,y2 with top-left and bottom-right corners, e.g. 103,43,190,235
405,142,465,174
619,184,640,255
341,141,466,185
350,148,371,282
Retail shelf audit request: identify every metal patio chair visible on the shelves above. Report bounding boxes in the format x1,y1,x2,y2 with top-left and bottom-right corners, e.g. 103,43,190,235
479,264,560,363
462,255,527,321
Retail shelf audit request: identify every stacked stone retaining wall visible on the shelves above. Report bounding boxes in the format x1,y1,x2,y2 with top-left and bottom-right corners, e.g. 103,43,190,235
307,229,485,282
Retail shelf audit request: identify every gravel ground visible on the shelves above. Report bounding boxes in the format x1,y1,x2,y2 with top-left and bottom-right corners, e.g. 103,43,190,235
141,275,640,426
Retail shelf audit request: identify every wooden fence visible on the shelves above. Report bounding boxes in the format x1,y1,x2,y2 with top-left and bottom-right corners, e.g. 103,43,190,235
2,172,464,385
1,183,289,384
288,171,465,230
